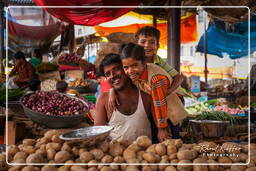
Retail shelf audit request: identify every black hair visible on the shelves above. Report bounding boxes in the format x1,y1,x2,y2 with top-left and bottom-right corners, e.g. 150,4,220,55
29,79,41,91
33,49,42,60
135,26,160,44
56,80,68,93
99,53,122,77
14,51,25,59
120,43,145,62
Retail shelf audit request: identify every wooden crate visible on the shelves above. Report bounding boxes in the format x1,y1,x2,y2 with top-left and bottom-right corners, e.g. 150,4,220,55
65,70,84,79
39,71,61,81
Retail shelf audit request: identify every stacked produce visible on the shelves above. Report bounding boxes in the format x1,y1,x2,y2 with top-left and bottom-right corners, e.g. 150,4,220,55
40,79,57,91
68,78,91,87
195,111,237,125
0,88,24,104
21,92,87,116
36,63,59,73
5,130,256,170
214,105,245,115
58,53,91,67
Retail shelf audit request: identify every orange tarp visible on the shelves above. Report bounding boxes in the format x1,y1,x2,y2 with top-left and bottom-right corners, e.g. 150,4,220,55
95,14,198,46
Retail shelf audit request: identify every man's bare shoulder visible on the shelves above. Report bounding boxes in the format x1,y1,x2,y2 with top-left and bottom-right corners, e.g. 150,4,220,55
97,92,109,102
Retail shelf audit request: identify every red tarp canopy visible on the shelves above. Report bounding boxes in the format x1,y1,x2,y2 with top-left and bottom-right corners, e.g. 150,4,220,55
33,0,140,25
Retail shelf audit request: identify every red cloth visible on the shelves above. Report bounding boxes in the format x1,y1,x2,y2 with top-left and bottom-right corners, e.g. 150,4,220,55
33,0,140,26
58,64,81,71
100,77,111,93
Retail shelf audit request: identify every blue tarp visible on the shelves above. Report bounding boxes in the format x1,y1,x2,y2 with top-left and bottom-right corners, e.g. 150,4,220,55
197,16,256,59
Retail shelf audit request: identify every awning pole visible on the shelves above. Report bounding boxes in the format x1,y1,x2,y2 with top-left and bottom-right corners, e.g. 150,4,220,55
0,0,5,74
167,0,181,72
203,10,208,84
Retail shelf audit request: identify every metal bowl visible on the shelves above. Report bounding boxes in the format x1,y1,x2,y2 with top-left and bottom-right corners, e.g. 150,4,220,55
190,120,230,138
20,93,89,129
59,126,113,146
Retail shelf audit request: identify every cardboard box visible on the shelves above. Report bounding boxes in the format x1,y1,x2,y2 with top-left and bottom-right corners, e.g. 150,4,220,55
65,70,84,79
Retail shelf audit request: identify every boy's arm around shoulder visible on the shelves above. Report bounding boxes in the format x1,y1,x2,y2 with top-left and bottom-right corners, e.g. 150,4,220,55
94,92,108,126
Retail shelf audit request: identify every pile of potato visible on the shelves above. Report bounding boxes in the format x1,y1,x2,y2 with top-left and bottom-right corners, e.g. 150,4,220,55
5,129,256,171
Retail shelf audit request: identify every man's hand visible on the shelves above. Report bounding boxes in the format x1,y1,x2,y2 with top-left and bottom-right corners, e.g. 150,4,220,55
157,128,171,142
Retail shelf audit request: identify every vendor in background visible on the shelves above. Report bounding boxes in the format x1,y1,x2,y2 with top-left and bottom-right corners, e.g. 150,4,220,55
9,51,37,88
27,79,41,94
29,49,42,67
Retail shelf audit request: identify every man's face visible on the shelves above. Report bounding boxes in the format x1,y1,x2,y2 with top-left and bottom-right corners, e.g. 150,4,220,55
122,57,145,82
103,63,127,91
137,35,158,59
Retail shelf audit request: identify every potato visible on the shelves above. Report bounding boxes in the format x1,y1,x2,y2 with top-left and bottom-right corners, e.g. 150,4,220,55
239,153,248,162
41,165,58,171
47,148,56,160
164,166,177,171
193,158,208,171
54,151,71,163
35,149,47,157
110,164,119,170
113,156,124,163
174,139,183,148
208,159,219,171
126,166,140,171
145,145,155,153
80,151,94,162
161,155,169,161
169,153,177,160
136,136,152,149
142,166,154,171
21,166,40,171
101,155,113,163
8,166,23,171
127,143,141,152
88,167,98,171
90,149,104,161
40,144,47,151
181,144,194,150
71,147,80,156
88,160,98,167
229,156,241,163
109,143,123,157
123,149,136,161
98,141,109,153
70,166,87,171
46,143,62,151
22,146,36,154
242,145,249,153
61,144,72,153
177,160,193,171
44,130,60,139
158,158,168,170
137,151,145,161
51,135,64,143
155,144,166,156
22,139,36,146
171,159,179,164
126,158,140,163
58,166,69,171
100,166,113,171
78,148,87,155
142,152,157,163
218,157,232,164
230,165,247,171
8,145,19,156
177,150,198,160
247,159,255,167
26,153,45,163
117,138,132,148
245,167,256,171
36,137,50,148
11,159,26,164
167,145,177,155
13,151,28,161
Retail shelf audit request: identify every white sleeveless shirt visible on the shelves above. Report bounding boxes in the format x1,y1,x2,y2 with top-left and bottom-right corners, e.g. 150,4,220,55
108,90,152,141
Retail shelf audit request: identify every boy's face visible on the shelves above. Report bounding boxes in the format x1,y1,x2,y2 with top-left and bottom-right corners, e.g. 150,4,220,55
137,35,158,59
122,57,145,82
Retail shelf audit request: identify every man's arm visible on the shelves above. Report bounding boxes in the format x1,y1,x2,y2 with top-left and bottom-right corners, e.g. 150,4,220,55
94,93,108,125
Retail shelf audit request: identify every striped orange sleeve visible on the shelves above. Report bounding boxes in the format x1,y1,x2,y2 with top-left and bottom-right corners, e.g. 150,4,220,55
150,75,170,128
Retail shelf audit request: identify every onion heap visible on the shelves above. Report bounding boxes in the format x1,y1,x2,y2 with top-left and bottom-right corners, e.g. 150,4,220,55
21,91,87,116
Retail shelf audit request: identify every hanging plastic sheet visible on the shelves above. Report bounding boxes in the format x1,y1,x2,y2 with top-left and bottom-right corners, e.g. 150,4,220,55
6,8,64,53
33,0,139,26
197,16,256,59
